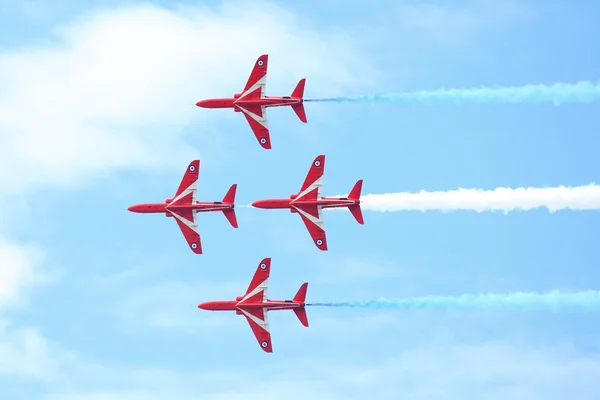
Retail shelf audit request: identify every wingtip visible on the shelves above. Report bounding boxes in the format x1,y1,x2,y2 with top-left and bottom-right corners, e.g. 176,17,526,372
259,257,272,266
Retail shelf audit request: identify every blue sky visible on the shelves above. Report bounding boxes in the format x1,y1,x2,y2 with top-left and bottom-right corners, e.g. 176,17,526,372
1,0,600,399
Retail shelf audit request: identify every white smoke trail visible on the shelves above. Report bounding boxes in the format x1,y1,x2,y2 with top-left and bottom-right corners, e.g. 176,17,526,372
305,81,600,106
358,184,600,214
307,290,600,311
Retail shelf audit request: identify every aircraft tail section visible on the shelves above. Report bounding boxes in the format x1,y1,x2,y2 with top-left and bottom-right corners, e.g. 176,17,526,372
291,78,306,99
291,79,307,123
293,282,308,303
222,184,238,228
222,184,237,204
293,307,309,327
292,283,309,327
348,179,364,224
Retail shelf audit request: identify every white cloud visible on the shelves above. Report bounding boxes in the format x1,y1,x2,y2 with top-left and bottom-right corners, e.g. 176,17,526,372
0,237,71,381
110,279,242,334
0,236,44,309
0,322,74,381
0,2,372,195
39,337,600,400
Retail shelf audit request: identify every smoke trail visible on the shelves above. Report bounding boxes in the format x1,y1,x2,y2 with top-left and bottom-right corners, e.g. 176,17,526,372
307,290,600,311
358,184,600,214
304,81,600,105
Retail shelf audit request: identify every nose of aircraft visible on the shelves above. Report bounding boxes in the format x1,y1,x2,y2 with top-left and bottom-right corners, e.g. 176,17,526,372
195,99,207,107
127,205,138,212
251,200,264,208
197,302,209,310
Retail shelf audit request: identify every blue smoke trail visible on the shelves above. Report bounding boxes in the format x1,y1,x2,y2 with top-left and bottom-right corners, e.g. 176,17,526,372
307,290,600,311
305,81,600,105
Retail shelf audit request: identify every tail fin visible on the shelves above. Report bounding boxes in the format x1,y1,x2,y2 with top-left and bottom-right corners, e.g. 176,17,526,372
293,308,309,327
222,184,237,204
291,79,307,123
222,184,238,228
292,282,309,327
292,104,307,123
293,282,308,303
348,180,364,224
291,78,305,98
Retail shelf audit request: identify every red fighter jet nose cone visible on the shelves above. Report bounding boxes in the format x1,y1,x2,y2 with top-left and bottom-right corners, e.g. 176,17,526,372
195,100,207,107
127,205,137,212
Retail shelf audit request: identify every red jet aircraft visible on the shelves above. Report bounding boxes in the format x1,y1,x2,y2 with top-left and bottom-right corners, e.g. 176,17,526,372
197,257,308,353
251,155,363,251
195,54,307,150
127,160,238,254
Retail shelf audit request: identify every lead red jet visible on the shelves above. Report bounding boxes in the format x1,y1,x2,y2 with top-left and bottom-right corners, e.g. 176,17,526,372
197,257,308,353
195,54,307,150
127,160,238,254
251,155,363,251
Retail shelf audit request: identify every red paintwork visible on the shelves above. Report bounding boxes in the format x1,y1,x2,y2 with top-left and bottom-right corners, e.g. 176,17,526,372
197,258,309,353
195,54,307,149
196,96,303,109
251,196,358,210
198,298,304,312
127,201,234,214
251,154,364,251
127,160,238,254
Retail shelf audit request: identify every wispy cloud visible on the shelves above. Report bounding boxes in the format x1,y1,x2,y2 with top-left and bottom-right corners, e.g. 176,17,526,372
37,334,600,400
0,237,46,309
0,2,371,196
0,238,72,381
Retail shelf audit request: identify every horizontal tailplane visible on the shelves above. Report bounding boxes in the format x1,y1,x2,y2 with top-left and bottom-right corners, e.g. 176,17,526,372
293,283,309,326
293,307,309,327
348,180,364,224
291,78,306,99
294,282,308,302
222,184,238,228
349,205,364,225
291,79,307,123
292,104,307,123
349,179,362,200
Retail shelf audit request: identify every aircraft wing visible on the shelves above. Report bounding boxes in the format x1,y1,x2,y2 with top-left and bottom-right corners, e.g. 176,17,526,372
167,160,201,253
293,155,325,201
239,307,273,353
239,258,270,304
171,160,199,205
170,209,202,254
294,204,328,251
236,258,272,352
237,104,272,149
240,54,268,100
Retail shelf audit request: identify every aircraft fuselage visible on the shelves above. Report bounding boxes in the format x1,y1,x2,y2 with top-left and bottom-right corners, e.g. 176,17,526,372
195,95,302,109
198,299,304,312
251,196,358,210
127,201,234,214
